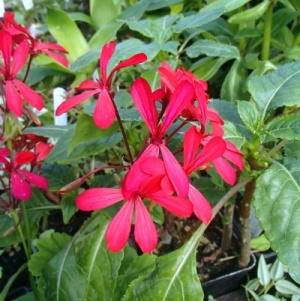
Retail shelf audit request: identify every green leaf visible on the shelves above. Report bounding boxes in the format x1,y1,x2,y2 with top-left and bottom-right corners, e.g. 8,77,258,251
201,0,251,13
250,234,271,251
173,8,224,33
89,0,118,29
29,230,72,276
146,0,183,11
265,113,300,140
223,121,246,149
186,40,240,59
68,12,93,25
253,140,300,284
114,254,156,301
228,0,270,24
285,46,300,60
257,255,271,286
24,125,72,139
270,259,284,281
12,292,35,301
61,191,78,224
124,231,204,300
76,217,124,300
41,163,76,192
275,279,300,295
248,59,300,122
150,204,164,225
47,8,89,62
221,59,248,102
237,101,260,133
70,48,100,72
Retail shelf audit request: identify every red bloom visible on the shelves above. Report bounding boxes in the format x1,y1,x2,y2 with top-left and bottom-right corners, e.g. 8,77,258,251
56,41,147,128
76,153,193,253
0,149,48,201
131,77,195,198
0,31,44,116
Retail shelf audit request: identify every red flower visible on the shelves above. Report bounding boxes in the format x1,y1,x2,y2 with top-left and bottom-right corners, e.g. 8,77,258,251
76,153,193,253
0,149,48,201
56,41,147,128
0,31,44,116
131,77,195,198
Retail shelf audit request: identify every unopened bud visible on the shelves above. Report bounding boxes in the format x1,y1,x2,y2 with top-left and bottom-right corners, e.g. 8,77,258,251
57,177,86,194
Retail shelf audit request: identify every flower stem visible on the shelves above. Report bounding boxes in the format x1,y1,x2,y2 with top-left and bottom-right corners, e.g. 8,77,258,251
109,94,134,164
23,55,34,82
261,1,274,61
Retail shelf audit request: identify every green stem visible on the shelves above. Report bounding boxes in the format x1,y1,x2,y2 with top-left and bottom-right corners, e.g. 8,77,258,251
261,1,274,61
20,202,32,255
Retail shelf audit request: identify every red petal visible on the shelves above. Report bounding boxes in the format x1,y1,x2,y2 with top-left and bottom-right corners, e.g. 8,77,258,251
93,90,115,129
42,49,69,67
158,62,178,92
5,81,23,116
134,197,157,253
100,41,115,85
108,53,147,86
106,201,134,252
18,170,48,190
160,144,189,198
140,156,166,176
213,157,237,185
55,90,98,115
34,42,68,53
76,188,124,211
11,172,32,201
36,142,53,162
130,78,158,136
0,31,12,76
14,151,35,165
0,147,11,158
13,79,44,110
77,79,100,90
11,41,29,77
159,80,195,136
188,184,212,224
151,195,193,217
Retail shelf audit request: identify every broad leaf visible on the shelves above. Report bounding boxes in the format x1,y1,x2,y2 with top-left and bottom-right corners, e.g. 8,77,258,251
223,121,246,149
24,125,72,139
265,113,300,140
201,0,251,13
186,40,240,59
47,8,89,62
70,48,100,72
173,8,224,33
90,0,118,29
253,140,300,283
248,61,300,122
237,101,260,134
61,191,78,224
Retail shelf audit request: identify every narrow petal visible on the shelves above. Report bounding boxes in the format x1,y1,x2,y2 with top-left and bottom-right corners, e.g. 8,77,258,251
76,188,124,211
100,41,115,85
5,81,23,116
11,172,32,201
108,53,147,86
56,90,98,115
106,201,134,252
0,148,10,158
130,78,158,136
140,156,166,176
93,90,115,129
159,80,195,136
213,157,237,185
18,170,48,190
188,184,212,224
134,197,157,253
187,136,226,175
11,41,29,76
0,31,12,75
14,151,35,165
42,49,69,67
160,144,189,198
183,126,203,171
151,195,193,217
13,79,44,110
157,62,178,92
77,79,100,90
34,42,68,53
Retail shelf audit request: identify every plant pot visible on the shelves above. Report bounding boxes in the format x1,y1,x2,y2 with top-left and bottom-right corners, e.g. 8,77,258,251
202,252,256,299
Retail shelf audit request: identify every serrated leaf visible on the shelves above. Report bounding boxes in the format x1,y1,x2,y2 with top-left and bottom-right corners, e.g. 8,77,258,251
76,217,124,300
238,101,260,133
228,0,270,24
270,259,284,281
173,8,224,33
47,8,89,62
186,40,240,59
257,255,271,286
253,140,300,284
223,121,245,149
265,113,300,140
124,230,204,300
201,0,251,13
41,163,76,192
248,61,300,122
275,279,300,295
29,230,72,276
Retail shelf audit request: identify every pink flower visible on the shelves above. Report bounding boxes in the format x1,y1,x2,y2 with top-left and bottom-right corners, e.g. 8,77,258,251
0,149,48,201
0,31,44,116
56,41,147,128
76,154,193,253
130,77,195,198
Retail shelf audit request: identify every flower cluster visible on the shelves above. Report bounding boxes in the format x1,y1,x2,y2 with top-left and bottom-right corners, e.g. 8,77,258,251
57,41,244,253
